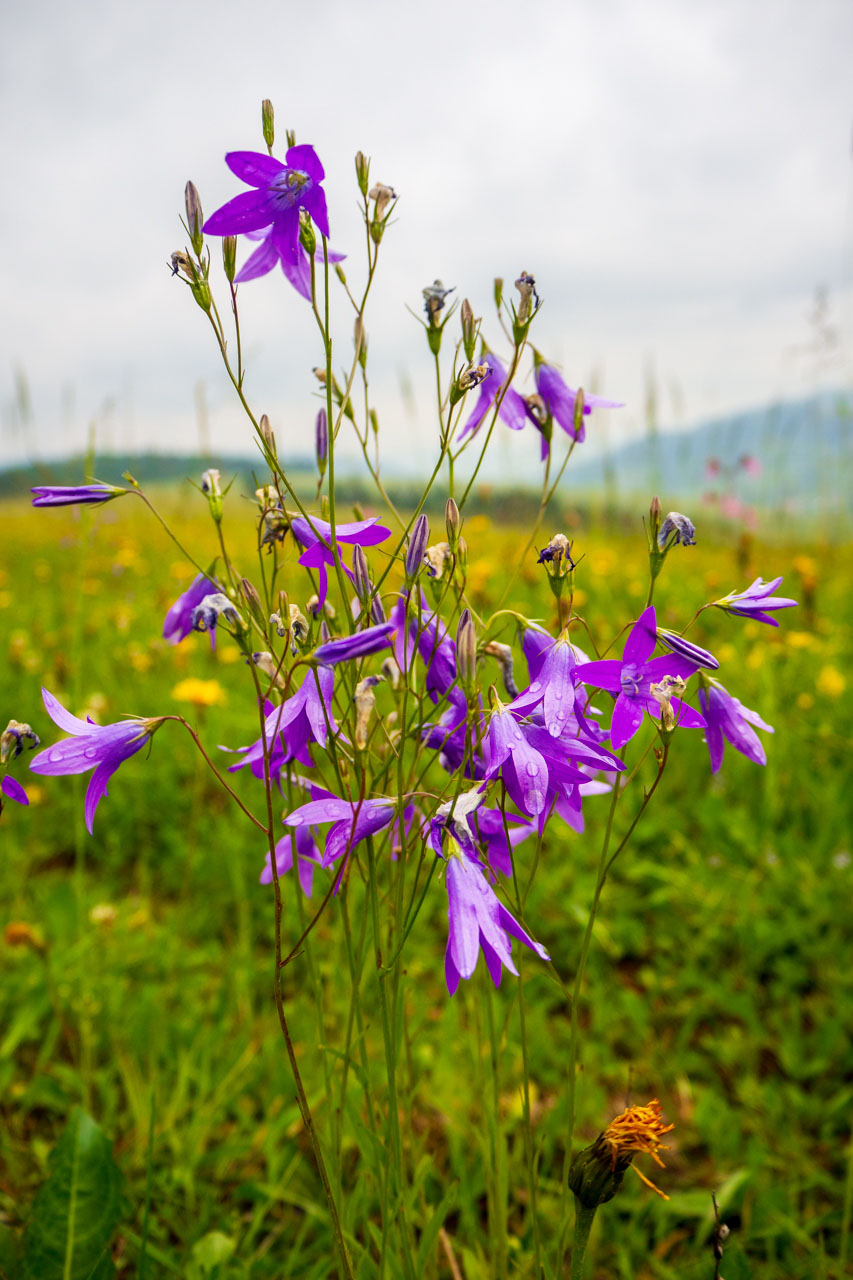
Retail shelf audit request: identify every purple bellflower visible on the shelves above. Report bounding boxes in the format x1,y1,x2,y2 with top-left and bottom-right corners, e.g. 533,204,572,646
291,515,391,610
31,483,127,508
283,792,396,871
313,621,394,666
29,689,162,834
532,359,623,443
204,146,329,268
713,577,798,627
443,846,550,994
458,351,528,441
698,679,774,773
260,825,323,897
238,227,346,298
575,607,706,749
162,573,220,645
228,666,337,777
510,631,579,737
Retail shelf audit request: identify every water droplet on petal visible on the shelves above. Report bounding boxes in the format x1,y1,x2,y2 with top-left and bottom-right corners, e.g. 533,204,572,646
529,681,541,693
525,761,539,777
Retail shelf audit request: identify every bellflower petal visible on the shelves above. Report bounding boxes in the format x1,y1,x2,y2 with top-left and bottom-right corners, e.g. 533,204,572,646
1,775,28,806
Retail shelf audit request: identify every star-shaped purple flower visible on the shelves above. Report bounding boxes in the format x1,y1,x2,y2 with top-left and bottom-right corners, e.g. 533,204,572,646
457,351,528,441
575,607,706,749
713,577,798,627
204,145,329,267
29,689,161,833
291,515,391,610
283,792,396,869
532,359,623,444
698,680,774,773
228,667,337,778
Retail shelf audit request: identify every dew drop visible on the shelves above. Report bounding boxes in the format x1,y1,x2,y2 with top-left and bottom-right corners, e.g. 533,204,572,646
529,681,541,693
525,761,539,777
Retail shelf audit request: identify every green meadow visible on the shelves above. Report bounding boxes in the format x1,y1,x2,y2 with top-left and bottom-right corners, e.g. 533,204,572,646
0,491,851,1278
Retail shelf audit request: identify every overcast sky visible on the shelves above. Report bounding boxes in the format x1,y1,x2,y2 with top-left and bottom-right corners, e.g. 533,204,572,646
2,0,851,482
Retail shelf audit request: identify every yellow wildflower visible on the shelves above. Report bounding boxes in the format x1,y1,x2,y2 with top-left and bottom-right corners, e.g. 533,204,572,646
171,678,227,707
817,665,845,699
601,1099,674,1198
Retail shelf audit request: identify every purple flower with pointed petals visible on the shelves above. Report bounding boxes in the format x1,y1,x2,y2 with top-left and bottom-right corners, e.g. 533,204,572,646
31,483,127,508
532,361,623,443
442,848,549,995
260,825,323,897
575,607,706,749
713,577,798,627
204,146,329,268
291,516,391,610
482,704,551,816
698,680,774,773
511,632,578,737
313,622,394,666
283,793,396,868
458,352,528,441
29,689,162,834
228,667,337,777
1,775,28,807
163,573,220,646
238,227,346,298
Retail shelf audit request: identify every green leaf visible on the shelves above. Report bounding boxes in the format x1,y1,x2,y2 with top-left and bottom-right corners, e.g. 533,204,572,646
190,1232,236,1273
415,1181,458,1277
21,1109,123,1280
0,1223,22,1280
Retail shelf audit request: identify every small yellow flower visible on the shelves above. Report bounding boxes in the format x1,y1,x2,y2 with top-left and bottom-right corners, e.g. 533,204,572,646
787,631,816,650
817,665,845,699
797,692,814,710
171,678,227,708
89,903,118,928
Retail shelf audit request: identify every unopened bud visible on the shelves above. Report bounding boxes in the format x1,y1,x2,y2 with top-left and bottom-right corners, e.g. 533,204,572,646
222,235,237,282
369,408,379,436
261,98,275,150
185,181,204,256
461,298,477,361
285,129,296,148
299,211,316,257
649,496,662,542
240,577,263,620
572,387,585,438
259,414,276,457
494,277,504,311
456,536,468,574
335,262,348,287
370,593,387,625
315,409,328,476
445,497,460,547
405,514,430,580
456,611,477,692
354,315,367,367
355,151,370,196
352,544,372,602
353,677,378,750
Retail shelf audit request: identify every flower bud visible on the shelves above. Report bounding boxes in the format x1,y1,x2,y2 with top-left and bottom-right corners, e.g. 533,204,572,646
569,1099,673,1210
352,544,372,603
405,514,430,581
222,235,237,282
249,651,285,690
299,210,317,257
239,577,263,621
185,181,204,256
353,677,378,750
335,263,348,287
494,278,504,311
354,316,367,368
445,497,460,548
456,536,468,575
657,629,719,669
355,151,370,196
201,468,223,523
315,409,328,477
648,496,662,543
285,129,296,148
369,409,379,436
572,387,585,438
461,298,477,361
456,611,477,694
371,593,387,625
259,414,276,458
261,98,275,150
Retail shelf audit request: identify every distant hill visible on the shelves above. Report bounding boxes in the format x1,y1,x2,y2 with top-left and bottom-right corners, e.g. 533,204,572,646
565,391,852,514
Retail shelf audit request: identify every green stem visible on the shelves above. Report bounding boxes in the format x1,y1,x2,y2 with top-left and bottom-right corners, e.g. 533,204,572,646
570,1204,597,1280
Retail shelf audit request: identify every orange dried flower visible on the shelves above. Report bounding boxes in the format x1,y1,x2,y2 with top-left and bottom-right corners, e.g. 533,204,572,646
601,1099,674,1199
